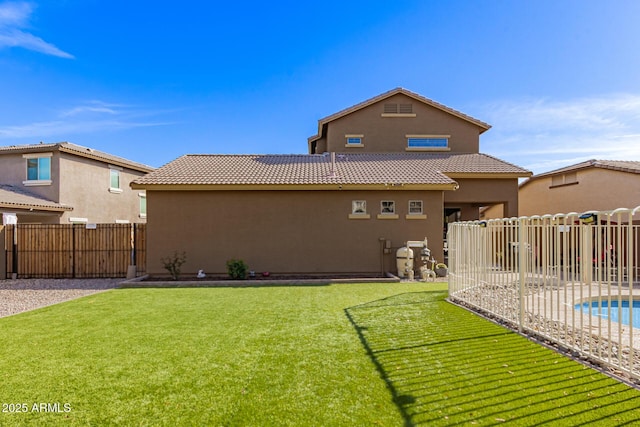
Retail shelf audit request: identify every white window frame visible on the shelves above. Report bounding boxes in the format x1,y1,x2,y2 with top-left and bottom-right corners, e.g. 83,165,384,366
109,165,123,194
345,134,364,148
381,200,395,214
408,200,423,215
405,135,450,151
139,193,147,218
22,152,53,186
352,200,367,214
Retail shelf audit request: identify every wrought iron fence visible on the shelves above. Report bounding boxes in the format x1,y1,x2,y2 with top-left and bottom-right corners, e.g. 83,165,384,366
448,207,640,381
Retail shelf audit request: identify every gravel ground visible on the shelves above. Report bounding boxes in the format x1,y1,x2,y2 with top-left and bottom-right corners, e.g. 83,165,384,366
0,278,121,318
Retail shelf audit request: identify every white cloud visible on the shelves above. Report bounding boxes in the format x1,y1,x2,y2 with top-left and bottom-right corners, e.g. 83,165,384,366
0,1,73,58
0,101,172,139
479,94,640,174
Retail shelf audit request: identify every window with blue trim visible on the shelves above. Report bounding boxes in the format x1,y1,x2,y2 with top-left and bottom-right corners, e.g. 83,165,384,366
346,137,362,145
407,137,448,148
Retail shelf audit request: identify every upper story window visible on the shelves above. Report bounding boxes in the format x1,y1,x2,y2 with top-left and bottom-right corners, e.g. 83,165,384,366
109,165,123,193
406,135,450,151
345,134,364,147
382,103,416,117
139,193,147,218
23,152,52,186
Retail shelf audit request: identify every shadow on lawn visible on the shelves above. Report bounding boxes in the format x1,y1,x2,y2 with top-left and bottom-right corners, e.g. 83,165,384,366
345,291,640,426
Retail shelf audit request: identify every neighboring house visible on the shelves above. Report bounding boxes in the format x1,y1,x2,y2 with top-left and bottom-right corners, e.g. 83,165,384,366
132,88,531,277
481,160,640,219
0,142,154,224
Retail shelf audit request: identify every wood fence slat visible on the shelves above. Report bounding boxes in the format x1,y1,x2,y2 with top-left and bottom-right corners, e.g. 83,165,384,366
6,223,146,279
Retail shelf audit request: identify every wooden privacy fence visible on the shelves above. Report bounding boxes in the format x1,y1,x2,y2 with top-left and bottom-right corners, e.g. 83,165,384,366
3,223,146,279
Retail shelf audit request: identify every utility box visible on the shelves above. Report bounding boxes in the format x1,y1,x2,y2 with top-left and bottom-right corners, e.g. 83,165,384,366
396,246,414,278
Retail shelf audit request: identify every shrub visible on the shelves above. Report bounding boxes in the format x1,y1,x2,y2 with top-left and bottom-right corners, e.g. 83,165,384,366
226,259,248,280
161,251,187,280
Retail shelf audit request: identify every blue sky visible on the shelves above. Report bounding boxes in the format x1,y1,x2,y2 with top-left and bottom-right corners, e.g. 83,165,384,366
0,1,639,174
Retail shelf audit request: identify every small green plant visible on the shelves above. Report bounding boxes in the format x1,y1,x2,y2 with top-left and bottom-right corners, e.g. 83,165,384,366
161,251,187,280
226,258,248,280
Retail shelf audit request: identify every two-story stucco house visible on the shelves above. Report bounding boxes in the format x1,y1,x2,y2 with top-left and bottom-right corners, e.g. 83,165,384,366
0,142,154,224
132,88,531,277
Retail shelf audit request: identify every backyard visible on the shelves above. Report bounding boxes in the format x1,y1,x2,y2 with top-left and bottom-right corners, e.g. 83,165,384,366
1,282,640,426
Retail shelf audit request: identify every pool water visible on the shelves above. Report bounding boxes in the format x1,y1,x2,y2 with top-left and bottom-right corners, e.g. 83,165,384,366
574,300,640,329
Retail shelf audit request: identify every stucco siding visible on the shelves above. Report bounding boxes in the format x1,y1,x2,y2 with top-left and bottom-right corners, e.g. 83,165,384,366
519,169,640,217
325,93,480,154
58,154,145,223
146,189,444,277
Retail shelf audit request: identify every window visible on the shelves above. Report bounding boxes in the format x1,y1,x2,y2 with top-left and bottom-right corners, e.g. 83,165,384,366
349,200,369,219
407,137,448,149
345,134,364,147
409,200,423,215
23,153,52,185
381,200,395,214
139,193,147,218
407,200,426,219
352,200,366,214
378,200,398,219
109,166,123,193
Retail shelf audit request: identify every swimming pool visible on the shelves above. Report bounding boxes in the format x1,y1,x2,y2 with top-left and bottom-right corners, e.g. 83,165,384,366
574,299,640,329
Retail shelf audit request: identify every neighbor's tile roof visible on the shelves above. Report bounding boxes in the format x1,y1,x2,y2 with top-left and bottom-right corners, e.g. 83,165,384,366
133,152,530,187
522,159,640,187
0,142,155,173
0,185,73,211
540,159,640,176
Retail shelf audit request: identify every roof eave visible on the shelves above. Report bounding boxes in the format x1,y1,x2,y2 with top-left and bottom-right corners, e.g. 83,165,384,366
0,202,73,212
445,172,533,179
131,183,458,191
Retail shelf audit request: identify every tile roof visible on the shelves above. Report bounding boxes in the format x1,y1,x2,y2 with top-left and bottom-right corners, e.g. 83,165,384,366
523,159,640,186
0,142,155,173
0,185,73,212
308,87,491,143
132,152,530,188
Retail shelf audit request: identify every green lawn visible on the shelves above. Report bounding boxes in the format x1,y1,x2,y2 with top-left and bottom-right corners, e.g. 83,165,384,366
1,283,640,426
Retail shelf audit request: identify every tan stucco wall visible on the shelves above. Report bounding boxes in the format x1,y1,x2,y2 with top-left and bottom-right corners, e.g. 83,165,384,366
321,93,481,154
0,151,61,201
58,154,146,223
146,189,445,277
0,150,147,224
445,178,520,218
519,169,640,217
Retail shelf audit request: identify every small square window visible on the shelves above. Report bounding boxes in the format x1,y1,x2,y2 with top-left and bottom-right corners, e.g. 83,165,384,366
381,200,395,214
409,200,423,215
352,200,366,214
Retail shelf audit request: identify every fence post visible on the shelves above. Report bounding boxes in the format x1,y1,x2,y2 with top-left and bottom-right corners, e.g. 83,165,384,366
518,217,526,332
126,223,137,279
0,226,5,279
